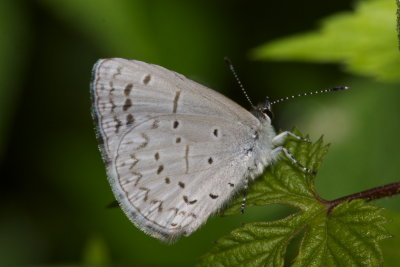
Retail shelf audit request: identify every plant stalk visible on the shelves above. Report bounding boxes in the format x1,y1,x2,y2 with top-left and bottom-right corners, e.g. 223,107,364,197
317,182,400,211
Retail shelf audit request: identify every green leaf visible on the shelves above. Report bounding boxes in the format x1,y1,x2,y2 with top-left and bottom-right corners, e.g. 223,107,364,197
198,132,390,267
198,215,308,267
293,201,389,267
251,0,400,82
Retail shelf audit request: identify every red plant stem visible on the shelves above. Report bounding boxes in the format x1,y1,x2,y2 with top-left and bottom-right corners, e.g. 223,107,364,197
318,182,400,211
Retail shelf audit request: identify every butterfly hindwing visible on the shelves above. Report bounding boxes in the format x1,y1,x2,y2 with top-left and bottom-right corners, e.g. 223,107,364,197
111,114,254,240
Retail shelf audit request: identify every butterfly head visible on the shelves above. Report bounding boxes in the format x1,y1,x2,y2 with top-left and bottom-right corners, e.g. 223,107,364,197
253,97,274,123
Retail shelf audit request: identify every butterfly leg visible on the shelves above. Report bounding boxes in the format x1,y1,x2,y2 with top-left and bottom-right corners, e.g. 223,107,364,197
271,146,316,175
272,131,310,145
240,175,249,214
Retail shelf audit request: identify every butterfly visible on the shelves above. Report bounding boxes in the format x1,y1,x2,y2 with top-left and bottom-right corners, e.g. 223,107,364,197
90,58,347,242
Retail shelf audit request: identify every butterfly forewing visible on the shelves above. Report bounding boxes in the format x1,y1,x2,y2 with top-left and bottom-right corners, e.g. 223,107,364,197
91,58,261,241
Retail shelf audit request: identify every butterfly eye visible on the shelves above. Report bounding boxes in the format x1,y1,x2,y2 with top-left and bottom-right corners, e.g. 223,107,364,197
263,108,274,119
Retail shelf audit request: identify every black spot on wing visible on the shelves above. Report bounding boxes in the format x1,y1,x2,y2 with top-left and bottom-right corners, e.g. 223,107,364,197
123,98,132,111
124,83,133,96
143,75,151,85
157,165,164,175
126,114,134,125
209,194,218,199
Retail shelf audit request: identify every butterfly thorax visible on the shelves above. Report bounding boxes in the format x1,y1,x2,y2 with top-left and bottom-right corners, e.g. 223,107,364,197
246,109,276,181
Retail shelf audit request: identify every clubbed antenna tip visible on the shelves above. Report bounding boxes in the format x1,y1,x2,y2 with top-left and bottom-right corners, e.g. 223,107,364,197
331,86,349,91
224,57,232,65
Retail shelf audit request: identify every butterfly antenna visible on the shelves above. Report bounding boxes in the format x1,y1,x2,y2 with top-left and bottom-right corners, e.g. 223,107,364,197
224,57,255,108
270,86,349,105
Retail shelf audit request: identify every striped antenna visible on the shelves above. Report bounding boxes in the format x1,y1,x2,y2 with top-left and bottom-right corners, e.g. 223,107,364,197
224,57,255,108
270,86,349,105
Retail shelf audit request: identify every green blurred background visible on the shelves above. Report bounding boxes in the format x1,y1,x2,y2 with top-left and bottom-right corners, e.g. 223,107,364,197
1,0,399,266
